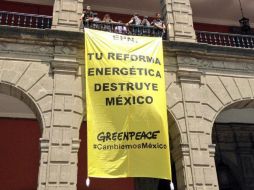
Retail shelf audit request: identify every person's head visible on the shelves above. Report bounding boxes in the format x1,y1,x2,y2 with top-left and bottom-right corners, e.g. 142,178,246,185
133,13,139,17
144,16,148,20
86,5,91,11
93,12,98,17
155,13,161,19
103,14,110,19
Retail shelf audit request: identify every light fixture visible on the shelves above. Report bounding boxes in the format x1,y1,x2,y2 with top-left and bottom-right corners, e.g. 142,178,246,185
238,0,251,34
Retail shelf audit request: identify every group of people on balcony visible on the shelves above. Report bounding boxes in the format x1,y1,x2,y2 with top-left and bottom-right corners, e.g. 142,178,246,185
80,5,166,37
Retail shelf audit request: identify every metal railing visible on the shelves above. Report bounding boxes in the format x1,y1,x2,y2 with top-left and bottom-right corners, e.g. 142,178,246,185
1,10,253,49
84,21,166,39
196,30,254,49
0,11,52,29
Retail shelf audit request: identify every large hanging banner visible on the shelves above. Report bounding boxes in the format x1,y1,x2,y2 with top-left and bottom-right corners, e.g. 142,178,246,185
85,28,171,179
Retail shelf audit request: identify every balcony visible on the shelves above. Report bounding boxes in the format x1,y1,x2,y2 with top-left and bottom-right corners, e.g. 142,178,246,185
0,11,52,29
83,21,165,38
0,10,254,49
196,31,254,49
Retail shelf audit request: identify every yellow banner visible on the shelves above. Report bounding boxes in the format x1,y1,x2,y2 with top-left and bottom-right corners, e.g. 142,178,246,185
85,28,171,179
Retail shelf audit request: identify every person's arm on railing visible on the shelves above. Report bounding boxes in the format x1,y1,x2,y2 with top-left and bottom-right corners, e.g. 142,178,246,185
126,17,134,26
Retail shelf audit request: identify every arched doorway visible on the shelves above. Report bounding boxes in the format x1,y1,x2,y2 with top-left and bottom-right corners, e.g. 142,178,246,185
166,110,180,190
213,100,254,190
0,85,42,190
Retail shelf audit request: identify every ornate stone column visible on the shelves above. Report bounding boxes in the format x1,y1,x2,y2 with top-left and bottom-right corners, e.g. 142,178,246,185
52,0,84,31
171,143,190,190
160,0,196,42
173,56,219,190
38,40,84,190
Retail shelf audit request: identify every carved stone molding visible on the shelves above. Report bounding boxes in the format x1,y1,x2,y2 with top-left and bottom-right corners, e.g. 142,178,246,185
40,138,50,153
177,68,202,83
208,144,216,157
171,143,190,162
51,55,79,74
71,138,81,153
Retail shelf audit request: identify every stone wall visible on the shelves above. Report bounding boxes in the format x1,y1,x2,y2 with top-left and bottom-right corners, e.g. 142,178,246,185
1,24,254,190
163,42,254,190
0,26,84,190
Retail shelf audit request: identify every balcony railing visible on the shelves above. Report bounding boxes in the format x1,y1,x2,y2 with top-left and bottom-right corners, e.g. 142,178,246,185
196,31,254,49
0,11,52,29
1,10,253,50
84,21,166,39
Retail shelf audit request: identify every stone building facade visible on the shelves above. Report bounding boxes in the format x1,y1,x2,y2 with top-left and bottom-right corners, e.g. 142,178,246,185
0,0,254,190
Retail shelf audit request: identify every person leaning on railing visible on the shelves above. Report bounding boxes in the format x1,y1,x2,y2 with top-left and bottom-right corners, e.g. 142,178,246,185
141,16,151,27
80,5,94,28
126,13,142,26
102,14,116,32
93,12,100,22
151,13,166,37
126,13,142,35
91,12,101,29
141,16,151,36
102,14,114,23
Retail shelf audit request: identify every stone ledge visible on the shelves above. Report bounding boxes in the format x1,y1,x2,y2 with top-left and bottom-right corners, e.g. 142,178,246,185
164,41,254,60
1,25,253,60
0,25,84,45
